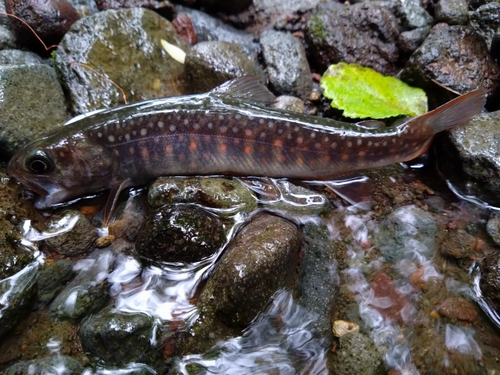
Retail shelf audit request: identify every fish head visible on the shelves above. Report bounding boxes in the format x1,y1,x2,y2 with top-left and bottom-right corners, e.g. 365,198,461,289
8,132,119,208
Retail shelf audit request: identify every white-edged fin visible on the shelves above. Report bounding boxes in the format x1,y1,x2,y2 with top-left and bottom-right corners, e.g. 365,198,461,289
103,178,132,226
210,76,276,105
412,88,487,134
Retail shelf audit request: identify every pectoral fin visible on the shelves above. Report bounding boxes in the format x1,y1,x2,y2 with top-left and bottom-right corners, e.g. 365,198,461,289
103,178,132,226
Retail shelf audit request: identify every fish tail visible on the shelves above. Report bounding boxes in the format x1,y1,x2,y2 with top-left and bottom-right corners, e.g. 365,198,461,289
417,88,487,134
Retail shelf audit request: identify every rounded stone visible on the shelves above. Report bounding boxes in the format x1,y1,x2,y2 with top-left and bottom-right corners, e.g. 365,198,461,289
135,204,225,263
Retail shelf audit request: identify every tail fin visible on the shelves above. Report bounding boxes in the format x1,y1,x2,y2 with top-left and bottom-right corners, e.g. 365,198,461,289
419,88,487,134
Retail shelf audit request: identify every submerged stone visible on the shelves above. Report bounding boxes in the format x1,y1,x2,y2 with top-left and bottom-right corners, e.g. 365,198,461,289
135,204,225,263
3,355,84,375
37,259,76,303
375,205,437,263
79,305,163,369
480,251,500,316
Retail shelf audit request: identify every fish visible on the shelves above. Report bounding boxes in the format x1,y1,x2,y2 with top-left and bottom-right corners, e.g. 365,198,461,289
7,77,486,222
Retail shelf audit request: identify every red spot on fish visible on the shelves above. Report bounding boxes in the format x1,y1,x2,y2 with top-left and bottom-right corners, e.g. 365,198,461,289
166,145,173,154
141,147,149,158
358,151,365,157
233,138,240,145
129,147,135,155
204,135,211,142
178,135,185,142
278,154,286,163
189,141,197,151
179,154,186,162
219,144,227,153
273,140,283,147
341,154,349,161
244,145,252,155
297,157,303,165
259,145,266,152
245,129,253,137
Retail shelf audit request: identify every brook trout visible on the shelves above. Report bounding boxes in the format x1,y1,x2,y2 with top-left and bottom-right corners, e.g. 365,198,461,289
8,77,486,220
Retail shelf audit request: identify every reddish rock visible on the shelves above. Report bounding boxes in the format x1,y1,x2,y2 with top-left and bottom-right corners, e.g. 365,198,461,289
369,272,410,323
437,297,479,323
173,14,197,45
5,0,80,54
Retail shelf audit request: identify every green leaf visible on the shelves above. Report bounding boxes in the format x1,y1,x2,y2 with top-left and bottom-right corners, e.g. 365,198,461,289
320,63,427,119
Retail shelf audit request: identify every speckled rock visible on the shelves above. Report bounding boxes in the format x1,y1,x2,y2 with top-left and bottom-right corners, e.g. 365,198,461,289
254,0,322,15
0,1,19,49
434,0,469,25
50,249,114,322
398,26,430,56
79,305,163,369
480,251,500,316
3,355,84,375
297,222,339,344
175,6,259,58
260,30,312,99
185,41,264,93
135,204,225,263
148,177,257,214
375,205,438,263
396,0,433,29
437,297,479,323
197,214,301,328
436,111,500,208
37,259,76,303
0,49,43,64
44,211,97,256
95,0,175,18
4,0,80,53
55,8,190,114
400,25,499,107
331,331,384,374
439,230,476,259
271,95,305,113
0,64,67,159
306,2,400,74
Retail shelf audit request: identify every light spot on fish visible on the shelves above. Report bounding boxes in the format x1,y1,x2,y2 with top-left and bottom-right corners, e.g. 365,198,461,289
315,142,321,149
140,128,147,136
310,132,316,138
125,134,130,141
285,122,290,127
232,127,238,133
208,122,213,129
347,141,352,147
158,121,164,128
235,114,242,120
357,139,362,146
220,126,227,133
170,125,176,132
108,135,115,142
245,129,252,137
331,142,337,149
259,118,264,124
219,115,225,120
268,121,274,128
116,123,121,129
297,137,303,144
132,130,137,136
184,119,189,125
97,132,103,138
260,132,266,139
193,123,200,130
148,122,154,128
367,141,372,147
323,136,329,143
382,141,387,146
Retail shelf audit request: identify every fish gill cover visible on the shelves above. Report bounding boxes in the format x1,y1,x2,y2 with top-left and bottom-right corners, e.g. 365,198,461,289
320,62,428,119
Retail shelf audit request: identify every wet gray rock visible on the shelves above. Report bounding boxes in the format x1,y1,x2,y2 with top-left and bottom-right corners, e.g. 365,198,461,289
50,249,114,322
470,2,500,50
3,355,84,375
487,212,500,246
397,0,433,29
260,30,312,99
197,214,301,328
198,0,252,14
0,64,67,159
398,26,430,56
297,222,339,344
436,111,500,207
0,263,38,339
185,41,264,94
0,1,19,50
375,205,438,263
0,49,43,64
67,0,99,15
479,250,500,315
4,0,80,53
79,305,163,369
148,177,257,214
400,25,499,107
135,204,225,263
254,0,322,14
37,259,76,303
434,0,469,25
55,8,190,114
306,2,400,74
44,210,97,256
175,6,259,58
271,95,305,113
331,331,384,374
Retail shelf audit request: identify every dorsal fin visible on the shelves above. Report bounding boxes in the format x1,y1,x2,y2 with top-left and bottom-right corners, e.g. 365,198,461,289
209,76,276,105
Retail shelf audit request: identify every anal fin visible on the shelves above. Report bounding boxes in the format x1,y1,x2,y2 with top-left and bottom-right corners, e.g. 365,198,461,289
103,178,132,226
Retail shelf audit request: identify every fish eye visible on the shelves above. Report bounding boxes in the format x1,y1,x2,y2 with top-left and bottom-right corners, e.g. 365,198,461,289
26,151,53,174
